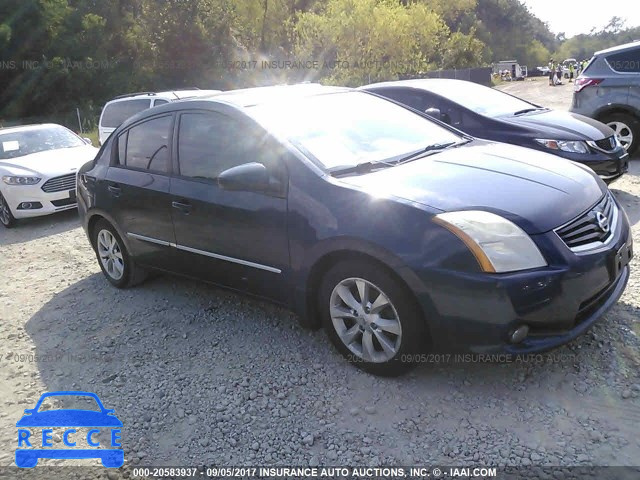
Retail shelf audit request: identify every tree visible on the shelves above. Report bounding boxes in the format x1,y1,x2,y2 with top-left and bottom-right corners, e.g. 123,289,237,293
294,0,451,85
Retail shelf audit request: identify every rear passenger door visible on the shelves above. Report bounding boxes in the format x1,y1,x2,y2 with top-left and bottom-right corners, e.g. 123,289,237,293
606,47,640,108
104,114,176,269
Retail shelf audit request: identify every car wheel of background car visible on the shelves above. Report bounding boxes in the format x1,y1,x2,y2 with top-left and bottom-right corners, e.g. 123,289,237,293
601,112,639,154
0,191,16,228
92,219,147,288
319,259,425,377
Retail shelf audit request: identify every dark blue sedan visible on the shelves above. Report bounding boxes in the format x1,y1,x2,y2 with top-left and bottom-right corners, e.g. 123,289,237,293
77,84,632,376
361,79,629,183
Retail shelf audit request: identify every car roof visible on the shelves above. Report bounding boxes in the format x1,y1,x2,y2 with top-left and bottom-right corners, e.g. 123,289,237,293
198,83,351,108
114,84,355,135
361,78,474,92
106,89,222,104
595,40,640,56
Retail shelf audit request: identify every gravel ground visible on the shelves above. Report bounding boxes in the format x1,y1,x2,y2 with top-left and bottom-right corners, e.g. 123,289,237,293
1,80,639,477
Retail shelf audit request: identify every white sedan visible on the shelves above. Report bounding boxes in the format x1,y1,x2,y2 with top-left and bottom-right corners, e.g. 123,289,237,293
0,124,98,228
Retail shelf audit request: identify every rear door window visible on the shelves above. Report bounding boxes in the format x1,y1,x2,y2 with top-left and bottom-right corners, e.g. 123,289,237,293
605,48,640,73
376,88,430,112
116,115,172,174
101,99,152,128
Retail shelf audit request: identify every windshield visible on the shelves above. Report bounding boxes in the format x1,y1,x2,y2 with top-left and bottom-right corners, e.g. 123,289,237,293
0,125,85,160
248,91,462,170
424,81,538,118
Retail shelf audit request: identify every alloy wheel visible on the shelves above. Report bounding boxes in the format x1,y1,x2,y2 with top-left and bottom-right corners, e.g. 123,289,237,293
607,121,634,151
0,192,12,226
97,229,125,280
329,277,402,363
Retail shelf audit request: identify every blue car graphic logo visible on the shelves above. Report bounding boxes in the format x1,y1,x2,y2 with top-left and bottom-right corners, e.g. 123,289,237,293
16,391,123,468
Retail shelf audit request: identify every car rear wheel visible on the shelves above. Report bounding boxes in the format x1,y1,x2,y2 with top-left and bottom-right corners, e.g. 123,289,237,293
319,260,425,376
602,112,639,154
92,219,147,288
0,191,16,228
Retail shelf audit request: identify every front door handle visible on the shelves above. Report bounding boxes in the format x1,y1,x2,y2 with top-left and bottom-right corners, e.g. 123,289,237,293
172,200,192,214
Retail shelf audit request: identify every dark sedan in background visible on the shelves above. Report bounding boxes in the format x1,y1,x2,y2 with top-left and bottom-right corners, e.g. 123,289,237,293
77,84,632,376
362,79,629,182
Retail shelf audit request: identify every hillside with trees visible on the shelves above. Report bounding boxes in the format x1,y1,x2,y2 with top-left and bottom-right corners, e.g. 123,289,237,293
0,0,636,127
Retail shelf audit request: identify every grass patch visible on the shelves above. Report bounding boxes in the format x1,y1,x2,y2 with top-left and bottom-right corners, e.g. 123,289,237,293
81,128,99,146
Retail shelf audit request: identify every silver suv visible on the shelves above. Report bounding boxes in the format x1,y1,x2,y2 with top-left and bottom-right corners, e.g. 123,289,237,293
571,41,640,154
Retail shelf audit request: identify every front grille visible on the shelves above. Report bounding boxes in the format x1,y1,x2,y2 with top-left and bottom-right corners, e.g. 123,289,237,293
592,136,616,152
41,174,76,193
556,193,616,251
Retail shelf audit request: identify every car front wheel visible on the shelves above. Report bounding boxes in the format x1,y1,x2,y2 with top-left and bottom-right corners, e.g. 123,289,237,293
92,219,147,288
319,260,425,376
0,191,16,228
602,112,639,154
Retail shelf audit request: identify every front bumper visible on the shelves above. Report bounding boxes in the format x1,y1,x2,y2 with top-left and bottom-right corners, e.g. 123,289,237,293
553,150,629,183
413,201,633,354
1,183,77,219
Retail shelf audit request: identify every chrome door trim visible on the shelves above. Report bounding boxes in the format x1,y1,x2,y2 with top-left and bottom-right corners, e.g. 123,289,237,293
175,244,282,274
126,232,281,274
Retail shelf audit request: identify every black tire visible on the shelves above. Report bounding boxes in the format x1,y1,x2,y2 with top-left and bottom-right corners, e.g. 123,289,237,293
92,219,147,288
0,191,16,228
600,112,640,155
319,259,426,376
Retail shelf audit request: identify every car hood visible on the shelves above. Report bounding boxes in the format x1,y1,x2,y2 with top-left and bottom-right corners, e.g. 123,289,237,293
0,145,98,177
16,410,123,427
500,109,614,141
339,141,605,234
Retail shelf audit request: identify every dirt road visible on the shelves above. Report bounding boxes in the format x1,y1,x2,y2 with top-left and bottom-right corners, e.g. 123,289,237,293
496,77,574,111
1,80,639,477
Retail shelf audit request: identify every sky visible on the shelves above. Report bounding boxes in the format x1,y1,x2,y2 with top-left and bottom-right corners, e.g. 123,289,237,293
521,0,640,37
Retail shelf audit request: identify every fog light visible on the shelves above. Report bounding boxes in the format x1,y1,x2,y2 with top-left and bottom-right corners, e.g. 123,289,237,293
510,325,529,344
18,202,43,210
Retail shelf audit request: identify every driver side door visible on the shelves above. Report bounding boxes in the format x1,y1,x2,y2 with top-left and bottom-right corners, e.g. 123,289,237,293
169,109,290,304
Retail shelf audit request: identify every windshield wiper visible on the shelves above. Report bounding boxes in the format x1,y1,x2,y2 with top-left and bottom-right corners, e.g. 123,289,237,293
513,107,548,116
329,160,396,176
397,141,463,165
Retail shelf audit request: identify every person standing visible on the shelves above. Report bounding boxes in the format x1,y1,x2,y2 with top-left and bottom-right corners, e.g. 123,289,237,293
548,59,555,86
556,63,562,84
569,63,575,82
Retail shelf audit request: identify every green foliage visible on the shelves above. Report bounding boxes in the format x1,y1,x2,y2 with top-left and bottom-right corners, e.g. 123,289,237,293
1,0,631,126
441,30,486,69
295,0,452,85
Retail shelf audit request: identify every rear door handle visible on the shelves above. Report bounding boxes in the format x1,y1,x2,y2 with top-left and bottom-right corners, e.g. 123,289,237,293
107,183,121,197
172,200,192,214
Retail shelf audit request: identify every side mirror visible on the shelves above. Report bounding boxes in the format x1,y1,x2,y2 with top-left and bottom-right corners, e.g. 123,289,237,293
425,107,443,122
83,137,93,145
218,162,269,192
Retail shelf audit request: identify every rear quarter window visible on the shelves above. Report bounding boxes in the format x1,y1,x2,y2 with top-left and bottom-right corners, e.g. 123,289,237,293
101,99,152,128
605,48,640,73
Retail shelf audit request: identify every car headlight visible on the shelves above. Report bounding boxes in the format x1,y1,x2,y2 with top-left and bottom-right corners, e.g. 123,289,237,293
433,211,547,273
535,139,590,154
2,175,41,186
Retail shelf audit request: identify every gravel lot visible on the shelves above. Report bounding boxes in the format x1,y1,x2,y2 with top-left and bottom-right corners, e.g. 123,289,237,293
1,79,639,477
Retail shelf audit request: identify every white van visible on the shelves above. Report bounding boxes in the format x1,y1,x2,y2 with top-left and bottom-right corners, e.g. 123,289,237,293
98,89,221,145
